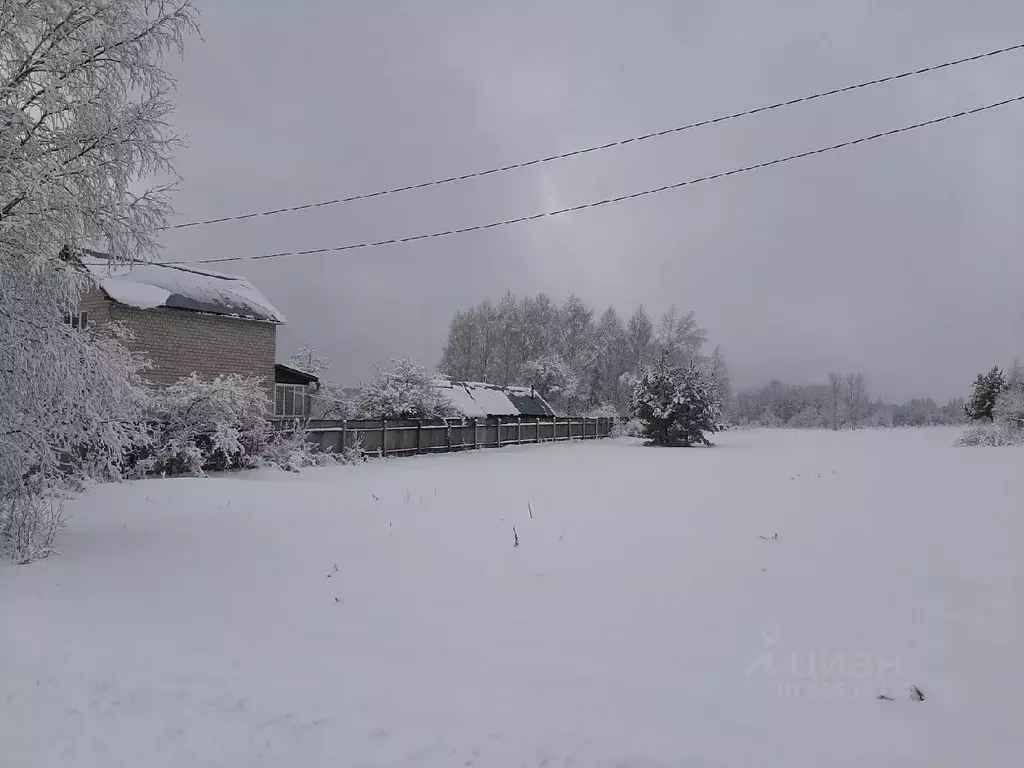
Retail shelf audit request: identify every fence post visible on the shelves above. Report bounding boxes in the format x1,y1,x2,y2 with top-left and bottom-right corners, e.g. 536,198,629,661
381,419,388,457
517,416,522,445
473,418,478,450
416,420,423,455
496,419,501,448
341,419,347,451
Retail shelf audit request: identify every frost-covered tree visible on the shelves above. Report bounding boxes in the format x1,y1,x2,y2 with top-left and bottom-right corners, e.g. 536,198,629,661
584,306,628,410
630,353,721,447
439,294,711,417
1,0,199,266
558,294,594,371
1003,358,1023,393
844,372,868,429
439,301,504,382
287,342,331,376
356,359,456,420
519,292,559,369
657,305,707,367
519,354,575,406
286,343,345,420
625,305,655,373
993,387,1024,431
495,291,525,385
965,366,1004,421
438,310,477,381
828,373,844,430
309,383,354,421
705,345,732,420
991,360,1024,431
1,0,199,560
1,261,152,561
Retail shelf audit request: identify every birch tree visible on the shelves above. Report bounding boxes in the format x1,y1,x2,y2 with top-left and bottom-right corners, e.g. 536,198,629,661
828,372,844,431
844,372,867,429
1,0,200,560
625,306,655,373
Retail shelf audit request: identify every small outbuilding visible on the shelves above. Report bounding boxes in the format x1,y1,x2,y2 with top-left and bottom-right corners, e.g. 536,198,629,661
441,381,556,419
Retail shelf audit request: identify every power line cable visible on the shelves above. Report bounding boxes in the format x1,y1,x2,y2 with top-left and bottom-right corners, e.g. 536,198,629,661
165,41,1024,232
174,93,1024,266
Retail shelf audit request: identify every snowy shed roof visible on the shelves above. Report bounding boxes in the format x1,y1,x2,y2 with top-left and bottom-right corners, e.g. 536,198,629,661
81,251,286,324
442,381,556,418
504,385,557,417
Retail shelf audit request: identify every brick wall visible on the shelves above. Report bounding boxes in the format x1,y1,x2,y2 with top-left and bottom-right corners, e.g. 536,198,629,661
80,290,277,395
79,287,113,324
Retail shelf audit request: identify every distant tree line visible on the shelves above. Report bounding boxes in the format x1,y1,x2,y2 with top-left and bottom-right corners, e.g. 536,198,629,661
437,292,730,415
733,375,966,429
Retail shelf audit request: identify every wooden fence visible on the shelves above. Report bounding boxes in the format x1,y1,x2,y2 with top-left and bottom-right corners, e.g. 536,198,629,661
274,416,615,457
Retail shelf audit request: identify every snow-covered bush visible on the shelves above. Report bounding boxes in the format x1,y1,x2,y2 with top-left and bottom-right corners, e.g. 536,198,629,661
143,374,273,476
787,405,829,429
356,359,456,419
260,426,363,471
630,355,721,447
1,261,151,562
955,423,1022,447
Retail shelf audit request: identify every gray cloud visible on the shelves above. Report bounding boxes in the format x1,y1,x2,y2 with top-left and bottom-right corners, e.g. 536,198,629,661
161,0,1024,401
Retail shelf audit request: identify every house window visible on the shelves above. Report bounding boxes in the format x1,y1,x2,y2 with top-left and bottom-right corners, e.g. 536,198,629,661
64,311,88,329
274,383,309,418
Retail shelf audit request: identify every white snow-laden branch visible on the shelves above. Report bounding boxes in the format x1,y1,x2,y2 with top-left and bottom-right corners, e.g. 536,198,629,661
0,259,152,561
1,1,200,561
355,359,457,420
287,342,332,376
1,0,200,267
142,373,273,476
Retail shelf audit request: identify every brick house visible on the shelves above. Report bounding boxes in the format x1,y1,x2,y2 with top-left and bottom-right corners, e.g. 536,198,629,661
78,252,314,418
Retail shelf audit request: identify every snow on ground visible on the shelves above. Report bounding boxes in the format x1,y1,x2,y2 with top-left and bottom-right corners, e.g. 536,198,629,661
2,428,1023,767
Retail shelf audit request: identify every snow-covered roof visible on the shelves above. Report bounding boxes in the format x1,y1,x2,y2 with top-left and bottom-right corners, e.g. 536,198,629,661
439,381,488,418
81,252,286,324
442,381,556,417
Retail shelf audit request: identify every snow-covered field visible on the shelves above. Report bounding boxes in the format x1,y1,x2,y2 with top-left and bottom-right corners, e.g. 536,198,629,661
3,428,1023,767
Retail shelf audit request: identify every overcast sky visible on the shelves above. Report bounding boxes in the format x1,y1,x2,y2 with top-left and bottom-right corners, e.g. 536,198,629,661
160,0,1024,401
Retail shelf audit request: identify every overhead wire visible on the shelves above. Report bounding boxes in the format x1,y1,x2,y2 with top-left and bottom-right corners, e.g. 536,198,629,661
171,93,1024,266
163,41,1024,231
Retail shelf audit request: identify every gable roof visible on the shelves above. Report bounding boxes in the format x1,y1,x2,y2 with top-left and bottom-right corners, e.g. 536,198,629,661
81,251,286,324
274,363,320,385
442,381,557,418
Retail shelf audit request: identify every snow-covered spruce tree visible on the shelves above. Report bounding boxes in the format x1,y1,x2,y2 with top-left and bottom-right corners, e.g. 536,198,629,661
356,359,457,420
964,366,1004,421
630,353,721,447
1,1,199,560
